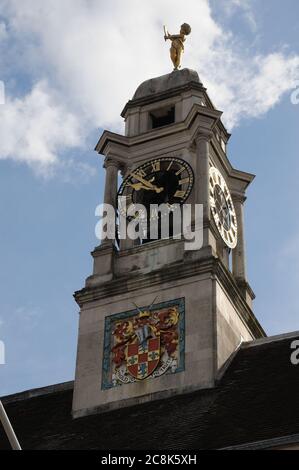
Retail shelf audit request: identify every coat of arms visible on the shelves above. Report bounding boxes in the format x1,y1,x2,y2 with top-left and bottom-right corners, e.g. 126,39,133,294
127,336,160,380
102,298,185,388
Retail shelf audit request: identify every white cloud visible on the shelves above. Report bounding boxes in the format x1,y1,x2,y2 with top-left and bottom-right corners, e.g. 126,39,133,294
0,0,299,175
203,52,299,128
0,80,82,176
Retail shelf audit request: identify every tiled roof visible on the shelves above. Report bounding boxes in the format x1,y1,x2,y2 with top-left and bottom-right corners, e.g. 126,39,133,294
1,332,299,450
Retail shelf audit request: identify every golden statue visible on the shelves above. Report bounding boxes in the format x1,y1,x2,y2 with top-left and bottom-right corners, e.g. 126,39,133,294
164,23,191,71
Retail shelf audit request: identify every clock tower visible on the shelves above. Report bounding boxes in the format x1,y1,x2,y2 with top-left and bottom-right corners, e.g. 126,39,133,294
72,68,265,418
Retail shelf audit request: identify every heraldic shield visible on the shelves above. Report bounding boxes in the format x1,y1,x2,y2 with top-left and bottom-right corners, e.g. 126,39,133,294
126,337,160,380
102,298,185,389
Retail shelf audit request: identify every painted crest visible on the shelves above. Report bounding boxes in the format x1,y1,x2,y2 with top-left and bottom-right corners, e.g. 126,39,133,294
127,336,160,380
102,298,185,389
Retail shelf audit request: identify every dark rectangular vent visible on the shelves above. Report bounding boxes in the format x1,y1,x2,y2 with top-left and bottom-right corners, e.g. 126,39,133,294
150,106,175,129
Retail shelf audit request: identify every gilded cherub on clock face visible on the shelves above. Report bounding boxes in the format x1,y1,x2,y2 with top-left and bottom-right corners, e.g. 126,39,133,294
118,157,194,218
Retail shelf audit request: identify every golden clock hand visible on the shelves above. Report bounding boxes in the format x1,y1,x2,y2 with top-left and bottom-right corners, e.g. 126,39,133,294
126,182,153,191
129,173,164,193
154,186,164,193
127,182,164,193
146,176,164,193
130,172,156,189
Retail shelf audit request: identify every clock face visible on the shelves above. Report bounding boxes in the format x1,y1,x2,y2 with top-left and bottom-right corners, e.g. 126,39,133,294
118,157,194,219
209,166,238,249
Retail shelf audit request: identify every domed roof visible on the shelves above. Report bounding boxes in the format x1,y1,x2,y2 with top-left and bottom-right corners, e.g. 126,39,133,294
133,68,202,100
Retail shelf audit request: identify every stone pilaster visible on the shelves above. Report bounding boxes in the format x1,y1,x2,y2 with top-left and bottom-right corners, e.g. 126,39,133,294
194,131,214,252
101,158,119,247
103,159,119,212
232,193,255,307
87,158,119,286
119,164,136,251
195,132,212,220
232,194,247,282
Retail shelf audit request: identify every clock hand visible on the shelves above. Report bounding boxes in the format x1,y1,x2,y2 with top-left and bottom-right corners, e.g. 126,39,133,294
130,172,157,189
148,176,164,193
152,185,164,193
129,173,164,193
127,182,164,193
127,182,154,191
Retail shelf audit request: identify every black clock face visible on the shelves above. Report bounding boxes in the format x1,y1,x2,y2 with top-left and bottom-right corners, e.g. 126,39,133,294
213,184,231,231
118,157,194,219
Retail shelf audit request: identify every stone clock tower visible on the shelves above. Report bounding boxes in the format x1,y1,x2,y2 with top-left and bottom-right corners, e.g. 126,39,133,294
72,68,265,418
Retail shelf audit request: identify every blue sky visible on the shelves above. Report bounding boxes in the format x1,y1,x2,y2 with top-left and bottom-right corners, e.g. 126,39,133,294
1,0,299,395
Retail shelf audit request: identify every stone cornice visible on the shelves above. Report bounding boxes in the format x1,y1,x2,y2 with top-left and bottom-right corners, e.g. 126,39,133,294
103,157,121,169
95,103,222,157
231,192,247,204
210,141,255,191
121,81,206,117
194,129,214,143
121,80,230,142
230,168,255,186
74,255,265,339
95,112,253,194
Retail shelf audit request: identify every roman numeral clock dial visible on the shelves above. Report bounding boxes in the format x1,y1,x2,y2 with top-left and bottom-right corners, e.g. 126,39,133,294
209,166,238,249
118,157,194,219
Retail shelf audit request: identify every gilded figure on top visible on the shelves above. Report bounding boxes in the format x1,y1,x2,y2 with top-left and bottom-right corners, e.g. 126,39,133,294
164,23,191,70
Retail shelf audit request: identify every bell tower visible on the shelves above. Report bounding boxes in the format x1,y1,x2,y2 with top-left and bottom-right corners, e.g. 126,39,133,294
72,68,265,418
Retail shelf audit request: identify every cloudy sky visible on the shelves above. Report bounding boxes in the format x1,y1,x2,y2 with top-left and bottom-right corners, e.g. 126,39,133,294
1,0,299,395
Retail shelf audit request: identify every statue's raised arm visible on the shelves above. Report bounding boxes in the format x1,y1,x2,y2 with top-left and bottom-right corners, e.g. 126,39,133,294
164,23,191,71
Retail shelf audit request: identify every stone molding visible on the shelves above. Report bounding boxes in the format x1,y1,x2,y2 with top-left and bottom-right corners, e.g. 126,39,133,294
74,255,265,339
